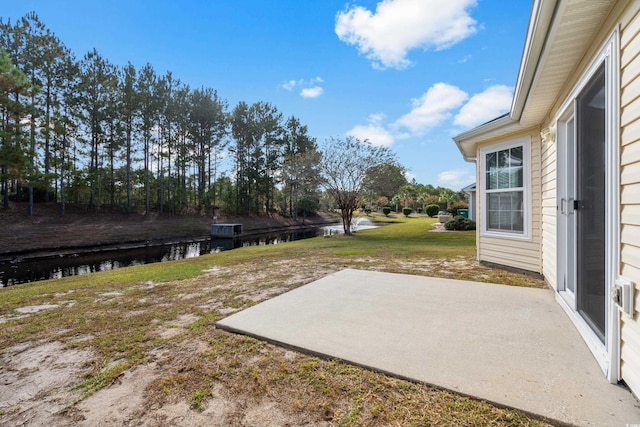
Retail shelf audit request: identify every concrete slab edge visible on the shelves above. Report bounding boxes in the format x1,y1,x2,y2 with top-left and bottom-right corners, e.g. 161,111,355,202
214,321,573,427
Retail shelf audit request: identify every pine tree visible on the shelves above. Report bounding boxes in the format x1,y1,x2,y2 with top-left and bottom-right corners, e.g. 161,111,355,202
0,49,36,209
119,62,138,213
136,63,159,215
282,116,319,219
78,48,117,210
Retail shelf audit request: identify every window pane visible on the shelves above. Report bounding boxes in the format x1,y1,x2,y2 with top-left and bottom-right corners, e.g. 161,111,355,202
497,169,510,189
486,191,523,233
509,147,523,167
510,147,523,187
511,166,523,187
486,152,497,169
486,152,497,190
498,149,509,168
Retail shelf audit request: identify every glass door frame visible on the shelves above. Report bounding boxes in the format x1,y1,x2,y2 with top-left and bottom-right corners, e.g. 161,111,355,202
554,30,620,383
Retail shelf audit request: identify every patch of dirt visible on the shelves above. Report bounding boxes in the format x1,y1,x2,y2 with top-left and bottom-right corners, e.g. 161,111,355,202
0,341,95,426
1,302,77,324
68,363,161,426
156,314,200,339
14,304,60,314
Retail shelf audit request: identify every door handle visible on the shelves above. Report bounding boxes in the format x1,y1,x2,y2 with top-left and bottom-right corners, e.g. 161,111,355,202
573,199,580,210
560,198,566,215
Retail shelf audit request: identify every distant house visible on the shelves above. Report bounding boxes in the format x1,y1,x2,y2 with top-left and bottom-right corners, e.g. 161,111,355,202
461,183,476,220
454,0,640,396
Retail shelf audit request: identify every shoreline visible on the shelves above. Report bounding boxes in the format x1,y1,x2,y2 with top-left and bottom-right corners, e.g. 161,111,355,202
0,221,339,263
0,202,341,259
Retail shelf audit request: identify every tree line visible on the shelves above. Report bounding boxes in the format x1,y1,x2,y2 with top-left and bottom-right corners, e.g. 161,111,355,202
0,12,468,224
0,12,320,218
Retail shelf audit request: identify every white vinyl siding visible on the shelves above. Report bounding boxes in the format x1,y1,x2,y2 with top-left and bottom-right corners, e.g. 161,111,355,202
477,132,542,274
541,129,557,289
620,0,640,397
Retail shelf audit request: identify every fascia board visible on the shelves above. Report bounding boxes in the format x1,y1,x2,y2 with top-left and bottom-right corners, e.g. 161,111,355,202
511,0,558,120
454,115,521,160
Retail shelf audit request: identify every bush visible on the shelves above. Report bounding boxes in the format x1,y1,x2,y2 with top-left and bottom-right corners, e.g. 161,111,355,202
417,208,422,214
382,206,392,216
426,204,439,217
444,215,476,231
364,207,372,215
402,207,412,217
447,204,467,215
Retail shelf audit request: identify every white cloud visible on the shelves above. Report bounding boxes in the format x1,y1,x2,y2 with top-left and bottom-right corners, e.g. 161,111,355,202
335,0,478,69
404,171,417,182
300,86,324,98
437,169,474,188
282,80,297,91
394,82,468,134
283,77,325,98
454,84,513,129
346,113,395,147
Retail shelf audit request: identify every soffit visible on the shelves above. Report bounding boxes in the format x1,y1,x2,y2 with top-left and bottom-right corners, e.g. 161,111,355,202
518,0,615,127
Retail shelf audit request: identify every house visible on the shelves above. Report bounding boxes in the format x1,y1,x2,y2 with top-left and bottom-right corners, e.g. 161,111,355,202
461,182,476,220
453,0,640,397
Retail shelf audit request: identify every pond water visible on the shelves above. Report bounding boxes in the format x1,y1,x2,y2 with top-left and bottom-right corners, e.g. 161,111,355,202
0,218,379,287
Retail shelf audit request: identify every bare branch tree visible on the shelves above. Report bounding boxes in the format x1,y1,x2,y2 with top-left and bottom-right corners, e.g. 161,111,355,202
319,136,393,235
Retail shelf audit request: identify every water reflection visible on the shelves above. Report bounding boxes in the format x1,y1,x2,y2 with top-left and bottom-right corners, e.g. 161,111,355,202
1,223,373,287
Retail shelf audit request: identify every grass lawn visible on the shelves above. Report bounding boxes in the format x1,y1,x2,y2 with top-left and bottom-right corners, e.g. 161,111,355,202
0,214,550,426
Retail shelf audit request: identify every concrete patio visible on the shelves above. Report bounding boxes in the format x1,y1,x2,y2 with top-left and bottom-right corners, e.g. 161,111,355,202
216,269,640,426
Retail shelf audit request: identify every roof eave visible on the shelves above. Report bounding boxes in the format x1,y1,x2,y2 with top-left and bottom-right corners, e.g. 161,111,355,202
453,115,519,160
511,0,558,121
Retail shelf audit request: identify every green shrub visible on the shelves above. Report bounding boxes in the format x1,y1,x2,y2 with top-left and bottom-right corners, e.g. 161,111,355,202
364,207,372,215
417,208,422,214
426,204,439,217
444,215,476,231
402,207,412,217
382,206,392,216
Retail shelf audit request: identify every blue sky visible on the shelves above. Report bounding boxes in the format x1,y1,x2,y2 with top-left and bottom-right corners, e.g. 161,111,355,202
3,0,531,189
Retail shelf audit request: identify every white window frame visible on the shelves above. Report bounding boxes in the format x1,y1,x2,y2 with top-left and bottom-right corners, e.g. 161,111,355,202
479,136,531,240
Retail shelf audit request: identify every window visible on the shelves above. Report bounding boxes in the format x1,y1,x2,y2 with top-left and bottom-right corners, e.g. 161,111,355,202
480,137,530,239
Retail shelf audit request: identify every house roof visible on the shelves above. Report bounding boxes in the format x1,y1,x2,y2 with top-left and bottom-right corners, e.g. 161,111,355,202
453,0,616,160
461,182,476,192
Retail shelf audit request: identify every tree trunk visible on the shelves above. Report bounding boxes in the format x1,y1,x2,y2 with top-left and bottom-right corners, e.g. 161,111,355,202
1,166,8,209
60,134,66,217
145,137,150,215
166,124,171,215
109,133,115,206
44,84,51,203
126,122,132,213
28,89,36,217
341,207,353,235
